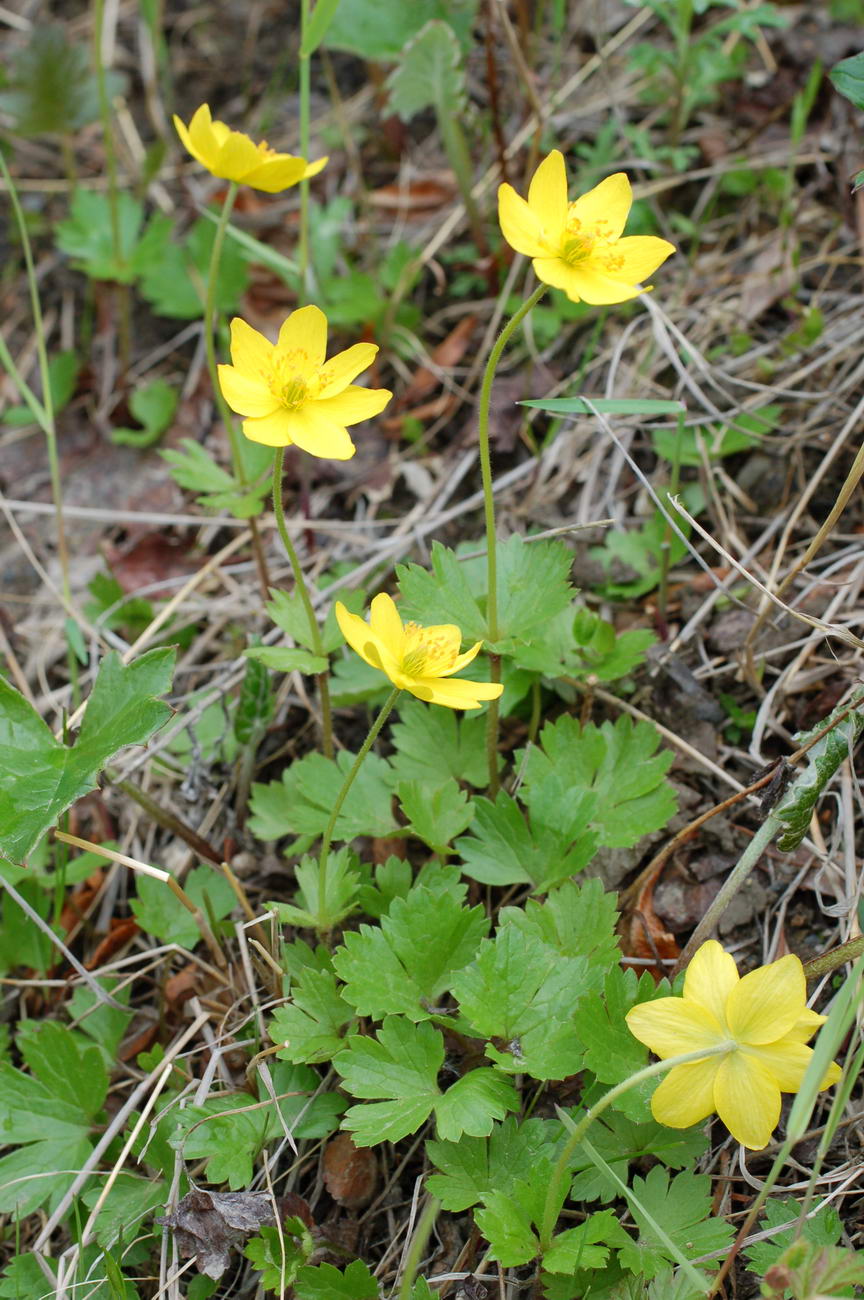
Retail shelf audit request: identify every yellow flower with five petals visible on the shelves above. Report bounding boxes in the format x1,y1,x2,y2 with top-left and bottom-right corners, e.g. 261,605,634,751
217,305,392,459
173,103,327,192
498,150,675,305
335,594,503,710
625,939,842,1150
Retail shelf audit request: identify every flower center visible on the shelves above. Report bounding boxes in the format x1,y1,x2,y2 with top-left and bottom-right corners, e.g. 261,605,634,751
281,377,308,409
256,140,278,160
401,623,457,677
269,347,321,410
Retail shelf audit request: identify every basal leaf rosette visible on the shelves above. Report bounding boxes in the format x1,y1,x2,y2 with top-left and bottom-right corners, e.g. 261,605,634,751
335,593,503,711
174,103,327,192
625,940,842,1150
498,149,675,305
218,306,392,458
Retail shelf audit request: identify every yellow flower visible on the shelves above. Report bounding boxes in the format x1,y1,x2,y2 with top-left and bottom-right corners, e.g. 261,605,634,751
334,594,503,710
625,940,842,1150
217,306,392,458
173,103,327,192
498,150,675,305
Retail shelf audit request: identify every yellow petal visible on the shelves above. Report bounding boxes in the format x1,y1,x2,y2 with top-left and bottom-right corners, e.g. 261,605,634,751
368,593,405,653
740,1039,815,1093
174,112,208,169
527,150,568,247
241,409,294,447
569,172,632,241
418,623,462,663
229,317,273,376
683,940,738,1029
532,257,643,305
313,385,392,425
498,184,548,258
714,1051,780,1149
446,641,483,675
786,1007,827,1043
726,954,805,1045
241,155,310,193
412,677,503,710
624,997,724,1059
283,407,356,460
277,305,328,371
303,155,328,179
188,103,217,166
335,602,392,674
649,1058,718,1129
317,343,379,398
214,130,263,182
596,235,676,283
217,365,279,418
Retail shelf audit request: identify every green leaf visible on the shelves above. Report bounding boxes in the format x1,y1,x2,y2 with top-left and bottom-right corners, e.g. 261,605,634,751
386,20,466,120
138,216,248,319
356,854,414,919
249,749,398,848
323,0,478,60
743,1197,843,1279
2,350,79,427
651,407,775,466
830,51,864,109
161,439,270,519
520,397,685,416
300,0,342,54
332,881,488,1020
617,1168,733,1280
68,979,134,1060
0,1133,93,1216
244,646,329,674
336,1017,443,1145
0,647,175,862
16,1019,108,1119
397,543,486,641
543,1209,628,1274
269,968,356,1064
452,925,587,1079
110,378,178,448
81,1172,165,1248
0,1255,57,1298
294,1259,379,1300
130,865,235,948
234,649,274,744
567,1108,707,1204
456,785,597,891
591,511,690,600
56,191,170,284
173,1093,270,1188
397,778,474,854
578,966,669,1120
390,699,489,787
520,715,677,850
244,1220,313,1292
433,1069,519,1142
426,1115,558,1211
0,26,124,134
268,849,361,931
775,689,864,850
499,879,620,980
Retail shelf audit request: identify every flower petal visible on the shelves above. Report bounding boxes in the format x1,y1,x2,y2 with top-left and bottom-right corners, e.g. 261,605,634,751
335,602,392,674
740,1039,816,1093
241,409,294,447
649,1059,719,1129
532,257,643,305
218,365,280,418
174,111,208,169
277,305,328,371
241,155,310,192
527,150,568,247
313,385,392,425
683,940,739,1029
714,1051,780,1149
596,235,676,283
409,676,503,710
214,130,263,182
317,343,379,398
570,172,632,241
786,1008,827,1043
283,407,356,460
368,593,405,653
188,103,217,165
625,997,724,1059
229,317,273,375
498,184,548,258
446,641,483,675
726,954,805,1045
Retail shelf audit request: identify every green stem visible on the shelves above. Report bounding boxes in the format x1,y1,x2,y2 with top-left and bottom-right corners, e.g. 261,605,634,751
298,0,312,302
674,811,782,974
272,447,333,758
317,687,401,929
437,108,487,254
477,282,546,792
204,181,270,596
539,1041,733,1251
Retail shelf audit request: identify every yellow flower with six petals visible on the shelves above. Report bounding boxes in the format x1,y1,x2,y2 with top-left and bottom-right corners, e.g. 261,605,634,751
498,150,675,305
173,103,327,193
335,593,503,710
625,939,841,1150
217,305,392,458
